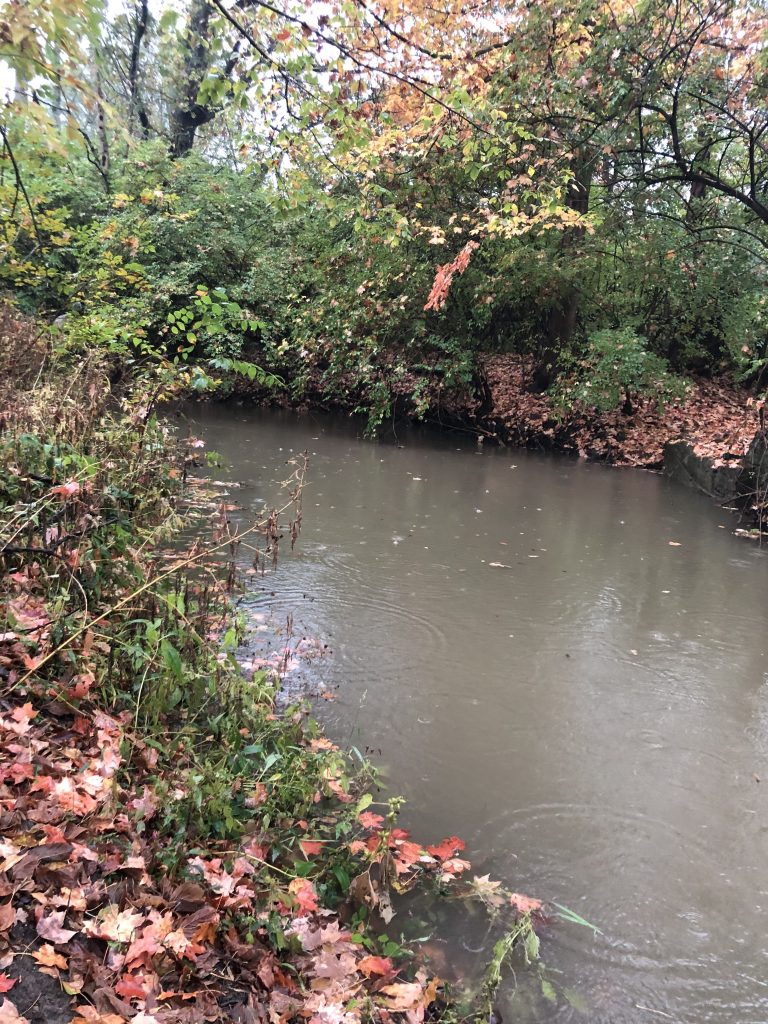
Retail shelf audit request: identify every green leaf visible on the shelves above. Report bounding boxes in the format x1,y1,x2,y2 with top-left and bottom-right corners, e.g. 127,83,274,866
541,979,557,1003
563,988,590,1013
354,793,373,815
524,928,539,963
160,640,183,680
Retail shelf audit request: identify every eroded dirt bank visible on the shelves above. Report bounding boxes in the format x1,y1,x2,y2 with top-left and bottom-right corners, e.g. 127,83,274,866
479,355,760,469
228,351,766,520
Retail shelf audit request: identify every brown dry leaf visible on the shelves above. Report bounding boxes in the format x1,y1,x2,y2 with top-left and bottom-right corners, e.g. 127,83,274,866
469,874,505,909
32,944,68,970
309,949,358,981
0,904,15,933
83,906,144,943
70,1010,126,1024
378,982,425,1011
36,910,77,944
440,857,471,876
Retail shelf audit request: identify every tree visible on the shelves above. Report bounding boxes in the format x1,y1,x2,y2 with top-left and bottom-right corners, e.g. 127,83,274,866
169,0,217,157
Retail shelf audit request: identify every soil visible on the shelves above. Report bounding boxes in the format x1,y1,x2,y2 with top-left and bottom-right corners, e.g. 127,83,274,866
5,924,73,1023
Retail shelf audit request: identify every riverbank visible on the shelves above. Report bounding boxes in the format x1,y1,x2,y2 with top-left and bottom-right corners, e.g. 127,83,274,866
222,349,766,530
0,336,488,1023
2,306,762,1020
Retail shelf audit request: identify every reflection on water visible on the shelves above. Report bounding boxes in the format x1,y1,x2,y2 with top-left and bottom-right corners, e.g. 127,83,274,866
183,402,768,1024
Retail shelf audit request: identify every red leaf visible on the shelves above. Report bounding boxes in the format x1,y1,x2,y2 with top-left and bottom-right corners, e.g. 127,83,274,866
299,840,323,857
0,977,15,993
509,892,543,914
114,974,150,1001
327,780,353,803
288,877,319,914
392,840,425,873
358,955,393,977
49,481,80,498
426,836,465,861
359,811,385,830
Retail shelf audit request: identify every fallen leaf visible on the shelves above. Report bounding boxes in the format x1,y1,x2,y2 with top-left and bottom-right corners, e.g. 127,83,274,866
469,874,504,908
358,811,384,830
0,998,28,1024
310,948,358,980
37,911,77,944
0,905,15,933
358,955,393,977
440,857,471,876
50,481,80,498
70,1010,125,1024
83,906,144,943
378,982,426,1011
31,945,68,970
0,979,14,994
300,840,324,857
10,704,37,725
392,840,425,871
288,877,319,914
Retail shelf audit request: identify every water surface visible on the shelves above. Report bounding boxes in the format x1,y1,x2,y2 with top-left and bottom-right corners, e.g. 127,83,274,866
184,403,768,1024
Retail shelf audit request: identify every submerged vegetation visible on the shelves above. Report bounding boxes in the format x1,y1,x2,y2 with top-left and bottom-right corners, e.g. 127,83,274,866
0,0,766,1018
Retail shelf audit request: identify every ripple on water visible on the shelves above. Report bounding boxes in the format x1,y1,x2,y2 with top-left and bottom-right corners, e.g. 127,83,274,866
185,405,768,1024
468,801,767,1022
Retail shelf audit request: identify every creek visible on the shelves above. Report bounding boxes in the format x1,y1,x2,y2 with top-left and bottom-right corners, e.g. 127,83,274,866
183,402,768,1024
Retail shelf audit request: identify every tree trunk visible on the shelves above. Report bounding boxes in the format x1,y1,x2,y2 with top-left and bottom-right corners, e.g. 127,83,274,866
128,0,150,139
169,0,216,157
534,153,594,391
95,63,110,191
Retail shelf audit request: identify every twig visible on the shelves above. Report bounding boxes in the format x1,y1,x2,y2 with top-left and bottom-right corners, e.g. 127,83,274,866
0,125,44,252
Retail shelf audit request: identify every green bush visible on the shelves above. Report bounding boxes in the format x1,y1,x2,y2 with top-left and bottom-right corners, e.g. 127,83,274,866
553,327,689,414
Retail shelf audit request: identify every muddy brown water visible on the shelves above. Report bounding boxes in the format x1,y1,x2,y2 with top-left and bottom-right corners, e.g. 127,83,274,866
183,403,768,1024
